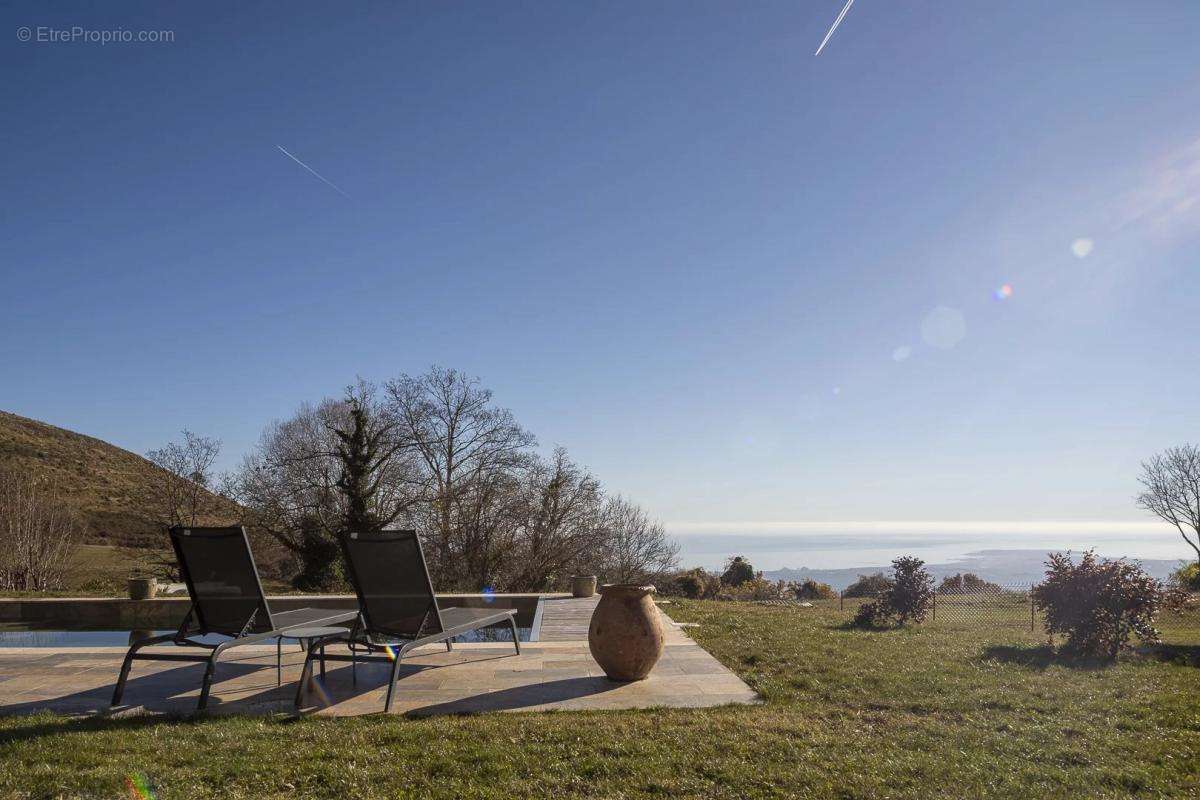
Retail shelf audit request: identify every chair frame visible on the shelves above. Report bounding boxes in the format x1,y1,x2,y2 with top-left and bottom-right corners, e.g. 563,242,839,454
295,530,520,713
110,526,356,711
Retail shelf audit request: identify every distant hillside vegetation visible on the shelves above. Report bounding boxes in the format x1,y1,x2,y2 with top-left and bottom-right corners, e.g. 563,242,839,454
0,410,238,548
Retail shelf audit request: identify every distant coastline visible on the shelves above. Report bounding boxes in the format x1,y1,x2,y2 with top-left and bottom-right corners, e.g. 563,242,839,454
751,549,1188,590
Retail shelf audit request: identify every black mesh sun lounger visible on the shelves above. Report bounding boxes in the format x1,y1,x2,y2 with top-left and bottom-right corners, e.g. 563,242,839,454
111,526,357,711
294,530,520,713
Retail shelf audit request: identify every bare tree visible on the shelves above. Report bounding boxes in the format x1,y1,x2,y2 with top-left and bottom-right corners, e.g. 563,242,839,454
453,466,527,590
385,366,536,586
508,448,605,591
0,469,81,591
1137,444,1200,565
329,383,422,534
232,400,344,588
228,367,679,594
145,431,222,528
232,384,422,589
597,495,679,585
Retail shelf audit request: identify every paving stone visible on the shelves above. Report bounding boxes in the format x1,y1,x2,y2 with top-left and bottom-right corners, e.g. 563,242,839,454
0,601,757,716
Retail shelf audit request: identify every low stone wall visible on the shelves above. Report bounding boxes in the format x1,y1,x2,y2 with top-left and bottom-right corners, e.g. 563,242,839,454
0,594,567,629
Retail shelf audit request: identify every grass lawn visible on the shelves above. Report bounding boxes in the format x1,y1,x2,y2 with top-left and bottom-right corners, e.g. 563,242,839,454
1,601,1197,799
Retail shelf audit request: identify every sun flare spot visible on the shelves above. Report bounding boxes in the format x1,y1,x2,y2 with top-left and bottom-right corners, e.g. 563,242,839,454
920,306,966,350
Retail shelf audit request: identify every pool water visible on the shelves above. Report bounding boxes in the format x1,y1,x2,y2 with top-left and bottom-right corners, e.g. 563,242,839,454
0,599,542,647
0,597,544,647
0,624,535,648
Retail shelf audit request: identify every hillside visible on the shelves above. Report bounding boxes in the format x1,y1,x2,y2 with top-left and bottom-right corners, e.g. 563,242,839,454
0,410,237,548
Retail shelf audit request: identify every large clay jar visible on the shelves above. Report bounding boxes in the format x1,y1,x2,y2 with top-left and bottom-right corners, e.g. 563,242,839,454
588,584,663,681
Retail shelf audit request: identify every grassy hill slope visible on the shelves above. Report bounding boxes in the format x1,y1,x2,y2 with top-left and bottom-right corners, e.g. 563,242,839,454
0,410,235,549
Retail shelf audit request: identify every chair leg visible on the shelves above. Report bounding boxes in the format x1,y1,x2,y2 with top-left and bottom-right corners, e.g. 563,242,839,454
383,647,405,713
351,644,357,687
110,633,174,707
293,645,318,708
277,637,282,687
445,639,453,652
111,648,137,706
509,616,521,655
319,643,326,680
197,654,219,710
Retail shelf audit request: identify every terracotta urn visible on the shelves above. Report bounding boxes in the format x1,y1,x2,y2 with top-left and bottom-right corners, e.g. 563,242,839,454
571,574,597,598
588,584,663,681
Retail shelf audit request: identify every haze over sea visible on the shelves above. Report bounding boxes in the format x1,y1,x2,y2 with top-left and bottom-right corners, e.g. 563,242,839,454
669,523,1192,588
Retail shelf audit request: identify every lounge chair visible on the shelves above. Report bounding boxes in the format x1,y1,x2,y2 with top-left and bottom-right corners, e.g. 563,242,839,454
111,526,357,711
294,530,520,713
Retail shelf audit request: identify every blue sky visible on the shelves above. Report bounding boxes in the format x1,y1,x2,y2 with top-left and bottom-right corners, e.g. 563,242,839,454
2,2,1199,546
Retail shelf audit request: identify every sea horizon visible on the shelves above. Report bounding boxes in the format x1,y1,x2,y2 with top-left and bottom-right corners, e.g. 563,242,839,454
668,524,1194,587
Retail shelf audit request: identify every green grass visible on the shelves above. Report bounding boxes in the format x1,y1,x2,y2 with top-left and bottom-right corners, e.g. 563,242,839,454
1,601,1198,799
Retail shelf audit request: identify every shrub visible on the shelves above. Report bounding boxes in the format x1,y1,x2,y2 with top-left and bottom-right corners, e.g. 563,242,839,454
851,599,889,628
792,578,837,600
667,567,721,599
850,556,934,628
1032,550,1171,660
886,556,935,624
721,556,756,587
718,577,786,601
937,572,1001,594
843,572,892,598
1171,562,1200,592
0,471,81,591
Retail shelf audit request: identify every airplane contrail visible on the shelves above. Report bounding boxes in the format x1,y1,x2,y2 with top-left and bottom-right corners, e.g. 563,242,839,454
814,0,855,56
275,145,351,199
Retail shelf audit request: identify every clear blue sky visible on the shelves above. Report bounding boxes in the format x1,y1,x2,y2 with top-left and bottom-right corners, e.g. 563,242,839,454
3,1,1198,535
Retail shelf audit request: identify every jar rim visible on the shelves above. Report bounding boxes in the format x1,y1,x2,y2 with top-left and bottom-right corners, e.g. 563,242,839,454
598,583,656,596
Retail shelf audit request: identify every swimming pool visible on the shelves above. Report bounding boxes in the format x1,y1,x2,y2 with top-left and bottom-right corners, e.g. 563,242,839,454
0,597,543,647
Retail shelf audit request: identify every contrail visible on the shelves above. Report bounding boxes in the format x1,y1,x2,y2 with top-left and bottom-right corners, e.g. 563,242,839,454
275,145,351,199
814,0,855,56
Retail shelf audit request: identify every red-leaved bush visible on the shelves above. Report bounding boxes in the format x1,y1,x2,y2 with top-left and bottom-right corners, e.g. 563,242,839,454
1032,551,1171,660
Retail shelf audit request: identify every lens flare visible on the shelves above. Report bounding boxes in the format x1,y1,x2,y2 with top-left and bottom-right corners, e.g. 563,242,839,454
1071,238,1094,258
302,673,334,708
125,773,156,800
993,284,1013,301
921,306,966,349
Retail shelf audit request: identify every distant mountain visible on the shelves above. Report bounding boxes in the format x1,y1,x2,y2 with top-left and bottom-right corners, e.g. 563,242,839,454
762,549,1188,590
0,410,236,548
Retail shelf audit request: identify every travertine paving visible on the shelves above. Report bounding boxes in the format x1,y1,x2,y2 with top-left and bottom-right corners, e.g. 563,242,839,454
0,598,758,717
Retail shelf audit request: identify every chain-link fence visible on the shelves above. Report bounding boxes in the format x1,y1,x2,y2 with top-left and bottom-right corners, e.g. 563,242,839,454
928,584,1036,629
822,584,1200,644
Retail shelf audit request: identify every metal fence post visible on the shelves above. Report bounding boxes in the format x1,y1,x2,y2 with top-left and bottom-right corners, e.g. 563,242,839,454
931,591,936,622
1029,583,1035,632
839,590,843,612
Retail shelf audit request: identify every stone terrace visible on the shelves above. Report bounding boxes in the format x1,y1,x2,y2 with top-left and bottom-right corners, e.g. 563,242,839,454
0,597,758,716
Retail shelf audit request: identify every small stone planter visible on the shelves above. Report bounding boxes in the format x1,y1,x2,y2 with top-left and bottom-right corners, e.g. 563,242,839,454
571,574,597,598
127,577,157,600
587,584,664,681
